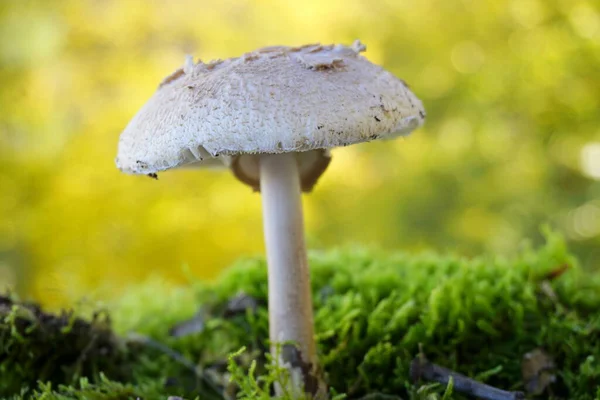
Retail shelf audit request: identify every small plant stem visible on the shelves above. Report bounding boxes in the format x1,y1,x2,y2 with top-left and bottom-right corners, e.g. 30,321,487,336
410,356,525,400
127,333,223,396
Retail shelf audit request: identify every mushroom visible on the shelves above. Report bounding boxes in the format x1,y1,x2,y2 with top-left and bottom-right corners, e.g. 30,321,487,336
116,40,425,398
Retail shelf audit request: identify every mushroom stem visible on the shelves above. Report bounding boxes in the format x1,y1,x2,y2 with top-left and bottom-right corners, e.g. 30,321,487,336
260,153,323,398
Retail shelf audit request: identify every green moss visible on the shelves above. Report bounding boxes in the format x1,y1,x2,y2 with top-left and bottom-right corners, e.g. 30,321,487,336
3,231,600,399
0,296,131,396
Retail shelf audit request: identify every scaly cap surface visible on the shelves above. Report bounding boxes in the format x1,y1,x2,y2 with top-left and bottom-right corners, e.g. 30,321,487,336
116,40,425,191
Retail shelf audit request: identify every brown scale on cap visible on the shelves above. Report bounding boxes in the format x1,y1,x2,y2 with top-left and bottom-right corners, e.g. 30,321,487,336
159,68,185,88
159,42,361,88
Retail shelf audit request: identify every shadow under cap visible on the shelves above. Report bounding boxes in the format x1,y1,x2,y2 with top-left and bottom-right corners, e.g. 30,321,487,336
232,150,331,192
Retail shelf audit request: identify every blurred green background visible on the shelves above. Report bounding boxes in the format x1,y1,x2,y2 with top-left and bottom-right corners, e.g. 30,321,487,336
0,0,599,308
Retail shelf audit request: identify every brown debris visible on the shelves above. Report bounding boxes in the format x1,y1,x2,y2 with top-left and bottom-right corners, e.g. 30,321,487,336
280,344,327,398
223,292,259,318
522,348,556,396
169,309,206,338
543,263,571,281
169,292,260,338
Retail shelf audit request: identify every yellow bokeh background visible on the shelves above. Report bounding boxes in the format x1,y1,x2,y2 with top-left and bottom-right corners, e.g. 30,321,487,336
0,0,599,308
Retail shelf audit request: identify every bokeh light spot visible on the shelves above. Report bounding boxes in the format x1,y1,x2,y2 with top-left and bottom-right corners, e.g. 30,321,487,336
509,0,546,29
419,64,456,98
438,118,473,154
580,142,600,180
570,3,600,40
451,41,485,74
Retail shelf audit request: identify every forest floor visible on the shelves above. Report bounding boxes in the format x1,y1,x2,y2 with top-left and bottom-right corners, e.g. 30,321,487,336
2,231,599,400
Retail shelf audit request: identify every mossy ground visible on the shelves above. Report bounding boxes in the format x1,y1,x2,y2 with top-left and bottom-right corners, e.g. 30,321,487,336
2,231,600,399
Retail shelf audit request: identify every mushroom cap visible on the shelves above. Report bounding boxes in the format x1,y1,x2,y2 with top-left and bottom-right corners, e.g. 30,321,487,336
116,40,425,191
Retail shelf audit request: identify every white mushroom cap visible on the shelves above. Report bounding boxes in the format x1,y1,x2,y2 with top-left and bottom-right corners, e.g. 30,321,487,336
116,40,425,191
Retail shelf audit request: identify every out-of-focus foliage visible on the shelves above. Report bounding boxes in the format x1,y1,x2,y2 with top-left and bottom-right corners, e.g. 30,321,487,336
0,0,599,307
